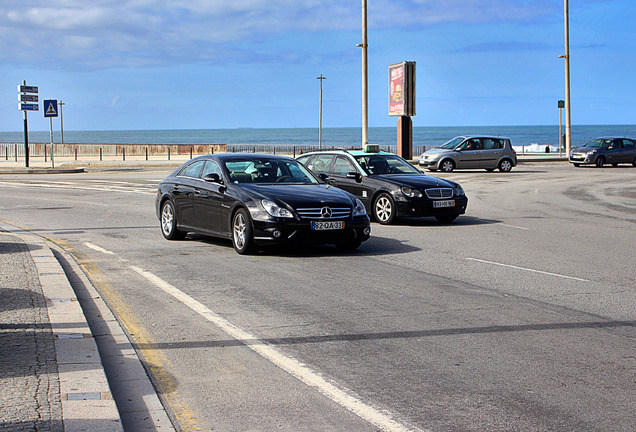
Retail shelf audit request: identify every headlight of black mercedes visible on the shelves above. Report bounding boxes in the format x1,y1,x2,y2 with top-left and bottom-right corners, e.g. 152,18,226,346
261,200,293,218
401,186,423,198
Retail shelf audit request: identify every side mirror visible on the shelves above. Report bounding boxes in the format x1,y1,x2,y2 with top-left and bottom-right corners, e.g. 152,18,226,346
319,173,331,182
346,171,363,183
204,173,223,184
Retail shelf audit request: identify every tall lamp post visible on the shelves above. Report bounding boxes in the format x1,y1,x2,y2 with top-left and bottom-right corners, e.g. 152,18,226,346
359,0,369,148
563,0,572,154
317,75,326,148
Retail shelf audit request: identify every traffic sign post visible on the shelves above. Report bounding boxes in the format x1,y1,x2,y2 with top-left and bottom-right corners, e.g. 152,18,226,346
17,81,39,167
44,100,59,168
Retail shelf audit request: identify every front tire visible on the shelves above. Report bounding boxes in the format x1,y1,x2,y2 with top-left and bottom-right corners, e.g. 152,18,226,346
232,208,256,254
373,192,397,225
440,159,455,172
160,200,187,240
595,157,605,168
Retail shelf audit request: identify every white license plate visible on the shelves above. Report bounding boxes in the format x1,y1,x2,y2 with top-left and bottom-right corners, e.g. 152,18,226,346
312,221,344,230
433,200,455,208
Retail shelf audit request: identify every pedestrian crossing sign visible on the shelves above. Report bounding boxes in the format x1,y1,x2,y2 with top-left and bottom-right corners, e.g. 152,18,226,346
44,99,58,118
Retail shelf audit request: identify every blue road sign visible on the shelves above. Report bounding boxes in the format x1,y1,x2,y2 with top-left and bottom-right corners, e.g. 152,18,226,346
44,99,58,118
19,103,39,111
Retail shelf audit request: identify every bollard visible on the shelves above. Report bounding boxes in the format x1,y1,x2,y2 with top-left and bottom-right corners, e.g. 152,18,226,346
145,147,148,161
168,148,170,160
45,145,47,162
75,148,78,161
293,146,296,158
15,144,17,162
100,147,103,161
190,147,193,159
123,147,126,161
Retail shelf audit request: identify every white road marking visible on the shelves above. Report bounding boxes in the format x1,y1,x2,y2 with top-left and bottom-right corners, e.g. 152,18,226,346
84,242,115,255
466,257,589,282
500,223,529,230
129,265,424,432
0,180,155,195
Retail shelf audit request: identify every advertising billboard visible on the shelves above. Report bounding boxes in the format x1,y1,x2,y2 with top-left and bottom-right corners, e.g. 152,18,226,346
389,61,415,117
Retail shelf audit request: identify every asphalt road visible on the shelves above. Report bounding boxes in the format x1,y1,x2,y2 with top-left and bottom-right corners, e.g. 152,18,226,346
1,162,634,432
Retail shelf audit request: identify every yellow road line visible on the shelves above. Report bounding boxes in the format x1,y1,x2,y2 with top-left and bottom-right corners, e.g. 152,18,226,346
43,233,206,432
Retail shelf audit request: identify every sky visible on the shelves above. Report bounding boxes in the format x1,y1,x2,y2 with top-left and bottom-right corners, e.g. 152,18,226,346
1,0,635,132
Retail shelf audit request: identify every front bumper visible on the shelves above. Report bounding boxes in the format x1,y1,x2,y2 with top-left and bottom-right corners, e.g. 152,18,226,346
251,217,371,246
418,159,439,168
396,196,468,218
569,153,594,164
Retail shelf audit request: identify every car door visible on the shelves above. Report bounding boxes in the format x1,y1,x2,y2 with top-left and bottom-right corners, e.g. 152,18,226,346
620,139,635,163
173,160,205,228
327,155,368,200
455,138,482,169
479,138,503,169
192,160,231,235
606,139,623,164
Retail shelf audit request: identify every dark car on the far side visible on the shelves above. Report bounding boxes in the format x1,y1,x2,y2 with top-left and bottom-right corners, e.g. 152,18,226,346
297,146,468,225
569,137,636,167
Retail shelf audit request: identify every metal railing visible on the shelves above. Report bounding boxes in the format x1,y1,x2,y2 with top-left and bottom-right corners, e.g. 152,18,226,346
1,142,430,161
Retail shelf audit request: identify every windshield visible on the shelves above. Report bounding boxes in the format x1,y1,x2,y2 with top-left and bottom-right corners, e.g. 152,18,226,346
354,154,421,176
440,137,465,149
224,158,320,184
583,139,611,149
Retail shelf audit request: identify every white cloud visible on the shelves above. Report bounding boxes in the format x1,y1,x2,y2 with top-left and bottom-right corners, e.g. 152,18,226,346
0,0,559,69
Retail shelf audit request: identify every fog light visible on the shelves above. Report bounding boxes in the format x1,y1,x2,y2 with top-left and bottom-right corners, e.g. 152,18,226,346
272,229,282,238
363,227,371,236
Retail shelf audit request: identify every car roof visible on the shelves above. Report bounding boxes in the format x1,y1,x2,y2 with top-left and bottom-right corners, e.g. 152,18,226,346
299,149,395,157
192,153,295,161
454,135,510,140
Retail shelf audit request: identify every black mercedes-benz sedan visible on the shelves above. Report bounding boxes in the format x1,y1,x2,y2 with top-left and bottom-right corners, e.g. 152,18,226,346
297,146,468,224
155,153,371,254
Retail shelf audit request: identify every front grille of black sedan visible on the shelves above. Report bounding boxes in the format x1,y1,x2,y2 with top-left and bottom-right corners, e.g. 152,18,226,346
296,207,351,220
424,188,454,199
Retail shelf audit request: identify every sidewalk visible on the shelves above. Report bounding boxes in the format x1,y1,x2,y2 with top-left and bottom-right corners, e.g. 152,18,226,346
0,224,175,432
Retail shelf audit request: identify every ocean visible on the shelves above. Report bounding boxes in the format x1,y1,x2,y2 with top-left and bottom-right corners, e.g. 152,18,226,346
1,125,635,153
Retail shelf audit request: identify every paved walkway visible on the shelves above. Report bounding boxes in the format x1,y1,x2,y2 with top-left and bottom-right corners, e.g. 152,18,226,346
1,223,176,432
0,230,123,432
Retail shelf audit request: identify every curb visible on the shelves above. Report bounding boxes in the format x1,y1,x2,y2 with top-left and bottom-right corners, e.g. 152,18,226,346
0,168,85,174
20,232,123,432
2,223,176,432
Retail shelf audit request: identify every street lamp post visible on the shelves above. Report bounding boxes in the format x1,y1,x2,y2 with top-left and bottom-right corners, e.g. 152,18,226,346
563,0,572,154
317,75,326,148
360,0,369,147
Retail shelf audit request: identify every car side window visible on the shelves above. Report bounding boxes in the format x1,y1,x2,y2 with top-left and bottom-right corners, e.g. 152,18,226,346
332,156,356,176
482,139,497,150
181,160,206,178
311,155,335,174
459,139,481,151
621,139,634,149
201,160,221,179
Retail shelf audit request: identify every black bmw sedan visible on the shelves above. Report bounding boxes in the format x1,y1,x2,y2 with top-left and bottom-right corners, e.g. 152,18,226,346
297,147,468,224
156,153,371,254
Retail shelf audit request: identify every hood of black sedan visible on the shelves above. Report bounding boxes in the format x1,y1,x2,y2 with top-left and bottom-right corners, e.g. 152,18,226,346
372,174,458,188
240,184,355,208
